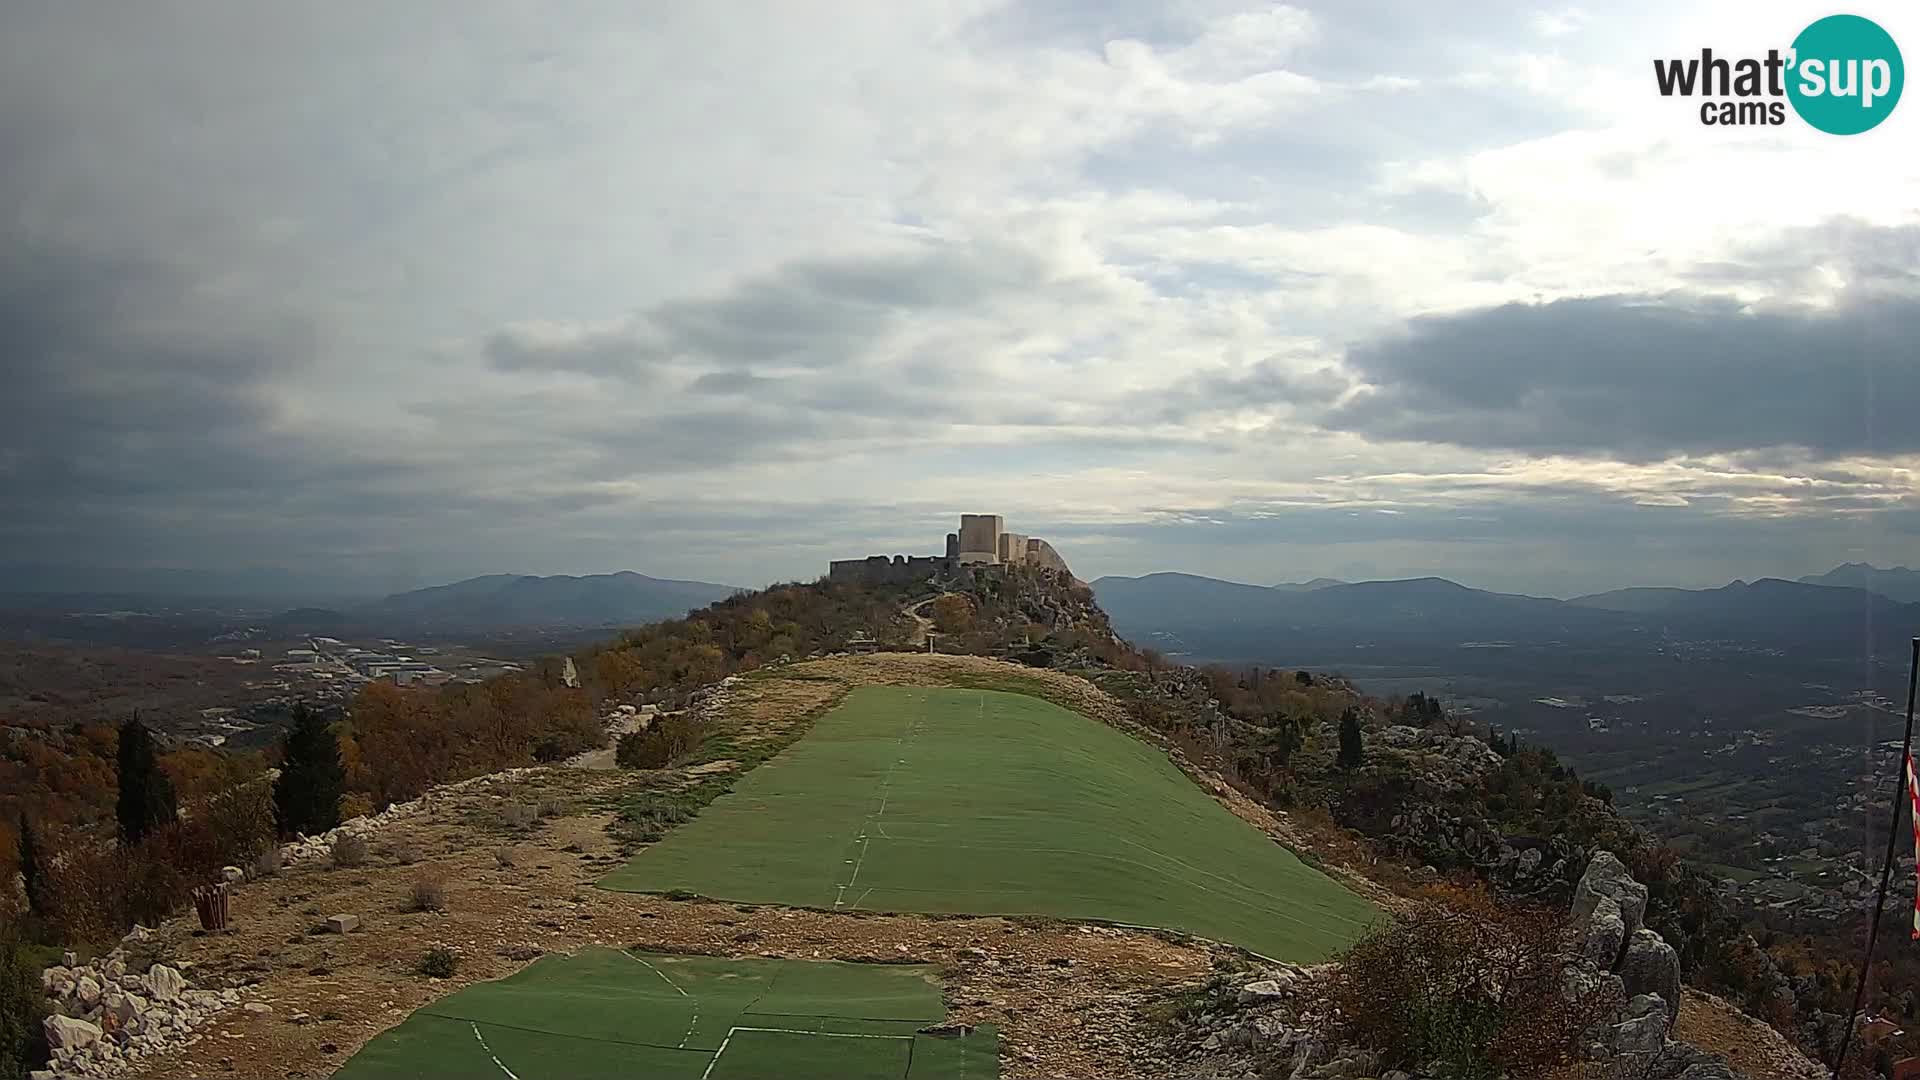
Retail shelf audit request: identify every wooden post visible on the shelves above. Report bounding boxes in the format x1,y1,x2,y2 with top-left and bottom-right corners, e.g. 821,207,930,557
193,882,231,932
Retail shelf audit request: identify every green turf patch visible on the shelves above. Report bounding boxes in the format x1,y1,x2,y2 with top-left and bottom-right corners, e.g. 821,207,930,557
333,948,997,1080
601,686,1380,961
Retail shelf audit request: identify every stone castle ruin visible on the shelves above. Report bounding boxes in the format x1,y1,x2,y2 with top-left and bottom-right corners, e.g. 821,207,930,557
828,513,1071,586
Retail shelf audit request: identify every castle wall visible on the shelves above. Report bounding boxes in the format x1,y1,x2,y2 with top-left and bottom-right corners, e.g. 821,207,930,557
828,554,950,586
1025,538,1071,576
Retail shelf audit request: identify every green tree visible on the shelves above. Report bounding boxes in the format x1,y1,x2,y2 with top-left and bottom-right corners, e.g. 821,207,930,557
15,812,37,913
274,703,345,837
116,715,177,845
0,937,50,1077
1338,707,1364,770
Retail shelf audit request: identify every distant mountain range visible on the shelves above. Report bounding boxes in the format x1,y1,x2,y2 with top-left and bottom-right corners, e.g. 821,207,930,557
1091,565,1920,663
1797,563,1920,604
271,572,740,633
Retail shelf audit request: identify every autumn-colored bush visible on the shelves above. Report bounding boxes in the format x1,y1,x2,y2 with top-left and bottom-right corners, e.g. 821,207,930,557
339,680,606,806
38,821,224,945
1322,902,1616,1079
615,715,707,770
337,792,374,822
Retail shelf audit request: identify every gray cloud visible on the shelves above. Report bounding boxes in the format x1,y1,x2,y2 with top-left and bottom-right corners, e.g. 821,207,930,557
484,323,662,378
1325,289,1920,459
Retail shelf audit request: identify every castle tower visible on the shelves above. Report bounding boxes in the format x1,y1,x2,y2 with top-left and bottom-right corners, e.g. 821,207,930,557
956,514,1004,564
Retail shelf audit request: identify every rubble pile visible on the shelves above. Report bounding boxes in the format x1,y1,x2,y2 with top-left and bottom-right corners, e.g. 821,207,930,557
34,932,250,1080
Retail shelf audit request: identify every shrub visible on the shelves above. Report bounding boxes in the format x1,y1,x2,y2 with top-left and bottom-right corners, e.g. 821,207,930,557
537,798,565,819
203,778,276,866
416,944,458,978
410,869,448,912
338,792,375,821
38,823,221,945
494,847,515,869
615,716,706,770
388,842,422,866
330,834,368,869
251,845,282,879
500,804,536,830
1322,902,1616,1079
0,938,51,1078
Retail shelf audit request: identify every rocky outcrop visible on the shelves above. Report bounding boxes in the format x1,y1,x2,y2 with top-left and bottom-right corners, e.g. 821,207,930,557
1384,803,1579,900
1570,852,1683,1047
1620,929,1683,1028
1573,851,1648,946
39,937,252,1078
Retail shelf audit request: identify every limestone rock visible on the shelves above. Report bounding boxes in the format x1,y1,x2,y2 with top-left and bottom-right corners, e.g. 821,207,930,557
44,1013,102,1051
145,964,185,1003
1603,994,1670,1079
74,974,103,1008
1583,895,1628,968
1237,979,1289,1005
102,991,144,1031
41,965,73,995
221,865,246,884
326,913,360,934
1380,725,1421,748
1574,851,1648,948
1619,931,1682,1029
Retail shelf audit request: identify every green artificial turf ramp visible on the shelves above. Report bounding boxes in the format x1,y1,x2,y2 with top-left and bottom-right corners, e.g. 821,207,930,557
332,948,998,1079
602,686,1378,961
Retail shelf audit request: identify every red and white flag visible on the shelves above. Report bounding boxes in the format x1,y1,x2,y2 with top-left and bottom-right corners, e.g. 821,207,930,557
1907,752,1920,939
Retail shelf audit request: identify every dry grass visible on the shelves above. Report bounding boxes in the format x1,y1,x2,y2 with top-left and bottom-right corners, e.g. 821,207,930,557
409,868,449,912
330,834,368,869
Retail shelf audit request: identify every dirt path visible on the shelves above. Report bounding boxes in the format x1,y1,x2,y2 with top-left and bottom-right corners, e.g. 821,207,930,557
903,593,943,646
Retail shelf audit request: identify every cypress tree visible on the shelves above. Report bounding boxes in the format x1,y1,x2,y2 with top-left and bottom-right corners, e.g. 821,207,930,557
116,715,177,845
14,812,36,912
274,703,345,837
1337,707,1364,770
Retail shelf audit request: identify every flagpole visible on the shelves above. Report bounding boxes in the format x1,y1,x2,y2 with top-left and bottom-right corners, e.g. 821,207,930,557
1830,637,1920,1075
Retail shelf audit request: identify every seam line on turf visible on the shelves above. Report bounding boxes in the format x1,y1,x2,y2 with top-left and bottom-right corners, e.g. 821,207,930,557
470,1022,522,1080
624,951,700,1048
834,694,923,908
702,1022,918,1076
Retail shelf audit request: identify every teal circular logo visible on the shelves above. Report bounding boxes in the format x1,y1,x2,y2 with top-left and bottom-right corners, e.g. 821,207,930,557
1787,14,1904,134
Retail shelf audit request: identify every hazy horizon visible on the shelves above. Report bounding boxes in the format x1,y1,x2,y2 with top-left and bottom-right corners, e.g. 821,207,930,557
0,553,1910,605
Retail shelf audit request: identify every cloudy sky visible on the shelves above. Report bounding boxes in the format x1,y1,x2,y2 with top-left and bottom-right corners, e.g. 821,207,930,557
3,1,1917,598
